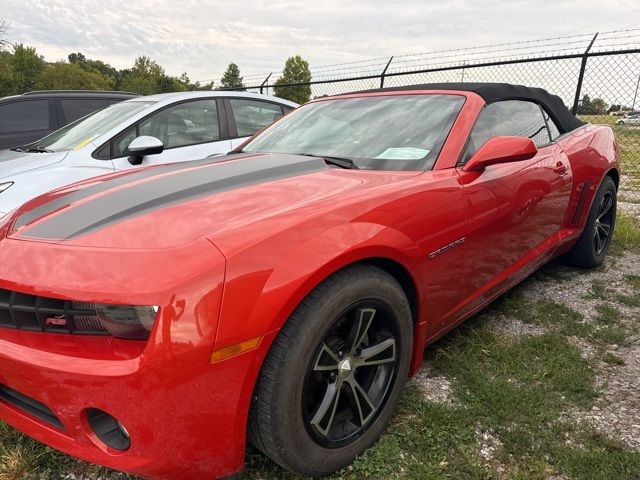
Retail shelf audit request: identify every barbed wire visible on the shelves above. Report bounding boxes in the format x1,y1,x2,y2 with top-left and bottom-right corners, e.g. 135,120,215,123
198,28,640,88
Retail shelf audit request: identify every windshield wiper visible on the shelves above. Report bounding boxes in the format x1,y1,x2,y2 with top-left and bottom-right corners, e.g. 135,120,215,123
298,153,359,169
24,146,54,153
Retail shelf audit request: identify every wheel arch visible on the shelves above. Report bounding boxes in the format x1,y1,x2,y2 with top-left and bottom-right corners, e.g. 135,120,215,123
605,167,619,189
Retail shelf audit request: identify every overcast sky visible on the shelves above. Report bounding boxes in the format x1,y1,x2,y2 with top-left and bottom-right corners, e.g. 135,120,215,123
2,0,639,84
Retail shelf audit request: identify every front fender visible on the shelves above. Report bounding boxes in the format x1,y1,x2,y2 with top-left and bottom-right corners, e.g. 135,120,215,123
215,221,424,352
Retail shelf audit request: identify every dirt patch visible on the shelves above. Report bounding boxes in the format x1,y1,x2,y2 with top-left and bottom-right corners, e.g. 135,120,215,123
486,314,546,338
410,366,456,406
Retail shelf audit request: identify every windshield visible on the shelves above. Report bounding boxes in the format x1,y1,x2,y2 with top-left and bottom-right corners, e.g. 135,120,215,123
32,101,155,152
242,94,465,170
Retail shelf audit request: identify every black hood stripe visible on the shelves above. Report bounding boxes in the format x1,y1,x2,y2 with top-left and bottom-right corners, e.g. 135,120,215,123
20,154,327,240
13,155,248,231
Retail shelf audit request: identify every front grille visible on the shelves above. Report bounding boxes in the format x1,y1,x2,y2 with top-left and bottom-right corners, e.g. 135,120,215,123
0,384,64,429
0,289,108,335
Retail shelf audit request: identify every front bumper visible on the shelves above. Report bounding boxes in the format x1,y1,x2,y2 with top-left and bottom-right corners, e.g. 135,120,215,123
0,326,271,479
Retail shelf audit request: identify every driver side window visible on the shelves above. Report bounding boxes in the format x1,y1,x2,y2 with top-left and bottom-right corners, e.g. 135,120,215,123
108,99,222,158
460,100,552,165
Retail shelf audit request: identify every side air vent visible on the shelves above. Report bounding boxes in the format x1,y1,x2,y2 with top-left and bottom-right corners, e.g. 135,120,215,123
572,181,592,225
0,289,108,335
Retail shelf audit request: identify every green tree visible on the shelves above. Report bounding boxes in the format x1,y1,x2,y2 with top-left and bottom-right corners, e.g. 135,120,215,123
119,56,188,94
590,97,608,115
156,74,188,93
577,94,608,115
119,56,165,94
273,55,311,104
67,52,86,64
220,63,244,89
11,44,46,93
40,62,114,90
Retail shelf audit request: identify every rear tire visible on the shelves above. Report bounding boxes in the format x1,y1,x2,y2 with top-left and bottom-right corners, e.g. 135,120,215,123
248,265,412,476
564,175,616,268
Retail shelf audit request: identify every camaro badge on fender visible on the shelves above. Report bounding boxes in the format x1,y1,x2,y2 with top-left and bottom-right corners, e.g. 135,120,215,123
428,237,465,259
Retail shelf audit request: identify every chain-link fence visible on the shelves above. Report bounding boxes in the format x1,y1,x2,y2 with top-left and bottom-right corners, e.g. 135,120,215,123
218,30,640,204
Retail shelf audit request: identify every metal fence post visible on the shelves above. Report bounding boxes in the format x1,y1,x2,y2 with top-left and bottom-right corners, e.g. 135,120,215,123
380,57,394,88
572,33,599,115
260,73,272,94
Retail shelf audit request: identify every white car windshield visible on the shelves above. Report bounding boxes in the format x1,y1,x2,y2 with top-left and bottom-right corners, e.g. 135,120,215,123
242,94,465,171
30,101,155,153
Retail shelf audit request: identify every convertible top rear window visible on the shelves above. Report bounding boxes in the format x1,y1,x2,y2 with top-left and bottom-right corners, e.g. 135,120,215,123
242,94,465,171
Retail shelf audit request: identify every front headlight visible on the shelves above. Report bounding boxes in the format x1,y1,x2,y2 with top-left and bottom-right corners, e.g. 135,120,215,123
71,302,159,340
0,182,13,194
95,304,159,339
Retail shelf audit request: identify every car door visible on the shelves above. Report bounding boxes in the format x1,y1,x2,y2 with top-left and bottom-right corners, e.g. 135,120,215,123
110,98,231,170
226,98,289,150
0,99,56,149
456,100,572,310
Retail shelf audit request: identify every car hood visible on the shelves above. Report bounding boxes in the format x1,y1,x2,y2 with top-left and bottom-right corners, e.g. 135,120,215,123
5,152,419,250
0,149,68,181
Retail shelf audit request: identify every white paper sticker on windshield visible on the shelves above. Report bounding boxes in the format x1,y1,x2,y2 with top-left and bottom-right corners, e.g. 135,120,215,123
375,147,430,160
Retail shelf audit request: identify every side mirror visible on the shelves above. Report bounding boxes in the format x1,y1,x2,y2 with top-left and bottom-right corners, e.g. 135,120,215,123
462,136,538,172
127,136,164,165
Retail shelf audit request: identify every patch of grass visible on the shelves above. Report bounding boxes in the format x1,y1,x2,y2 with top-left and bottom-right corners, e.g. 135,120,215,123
614,274,640,307
601,352,625,366
593,304,622,326
590,324,630,346
588,304,633,346
553,431,640,480
587,279,610,299
612,211,640,254
624,274,640,290
615,293,640,307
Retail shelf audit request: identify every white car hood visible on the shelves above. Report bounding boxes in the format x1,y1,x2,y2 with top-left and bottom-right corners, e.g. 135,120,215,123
0,149,68,181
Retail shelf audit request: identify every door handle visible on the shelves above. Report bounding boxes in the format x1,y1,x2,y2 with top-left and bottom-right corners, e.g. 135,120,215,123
553,162,567,176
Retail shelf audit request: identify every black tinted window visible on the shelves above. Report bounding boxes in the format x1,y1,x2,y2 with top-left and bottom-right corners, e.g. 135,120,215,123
462,100,551,164
0,100,50,134
60,98,109,123
230,99,284,137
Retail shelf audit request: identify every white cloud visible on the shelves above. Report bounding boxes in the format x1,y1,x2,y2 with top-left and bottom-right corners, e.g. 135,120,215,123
1,0,638,85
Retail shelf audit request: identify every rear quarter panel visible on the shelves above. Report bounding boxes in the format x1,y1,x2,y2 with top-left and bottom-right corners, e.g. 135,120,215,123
556,124,620,230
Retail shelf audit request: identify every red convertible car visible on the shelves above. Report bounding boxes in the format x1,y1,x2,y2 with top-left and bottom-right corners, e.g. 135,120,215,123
0,83,619,479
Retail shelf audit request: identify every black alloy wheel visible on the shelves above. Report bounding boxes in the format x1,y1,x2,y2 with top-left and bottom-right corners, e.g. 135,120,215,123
248,265,413,477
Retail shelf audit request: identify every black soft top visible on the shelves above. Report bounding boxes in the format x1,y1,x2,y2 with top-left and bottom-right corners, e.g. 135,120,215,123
348,82,585,134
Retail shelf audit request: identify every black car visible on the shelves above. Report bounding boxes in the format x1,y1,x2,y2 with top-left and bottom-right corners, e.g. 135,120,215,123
0,90,138,150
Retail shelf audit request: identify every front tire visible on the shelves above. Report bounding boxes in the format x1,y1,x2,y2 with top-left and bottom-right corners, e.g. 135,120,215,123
564,175,617,268
248,265,413,476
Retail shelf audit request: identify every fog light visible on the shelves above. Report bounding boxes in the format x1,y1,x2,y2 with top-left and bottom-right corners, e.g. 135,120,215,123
86,408,131,451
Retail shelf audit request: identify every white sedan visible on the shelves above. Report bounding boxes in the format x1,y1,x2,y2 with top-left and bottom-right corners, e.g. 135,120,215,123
0,91,298,218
